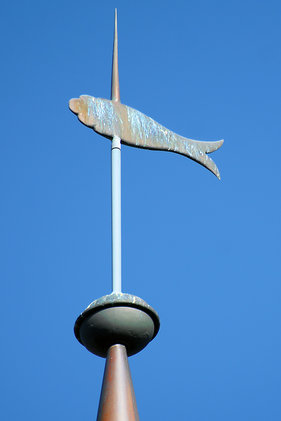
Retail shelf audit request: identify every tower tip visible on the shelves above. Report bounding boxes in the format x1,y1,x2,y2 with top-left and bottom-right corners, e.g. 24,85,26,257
111,9,120,102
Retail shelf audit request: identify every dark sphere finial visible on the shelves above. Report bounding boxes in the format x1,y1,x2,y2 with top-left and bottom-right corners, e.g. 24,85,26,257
74,293,160,357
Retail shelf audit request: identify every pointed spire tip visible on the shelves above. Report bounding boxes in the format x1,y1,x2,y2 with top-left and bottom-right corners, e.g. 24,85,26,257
111,8,120,102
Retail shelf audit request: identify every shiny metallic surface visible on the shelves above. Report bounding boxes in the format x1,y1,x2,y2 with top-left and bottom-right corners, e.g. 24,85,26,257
69,10,223,178
69,10,223,179
69,94,223,179
97,344,139,421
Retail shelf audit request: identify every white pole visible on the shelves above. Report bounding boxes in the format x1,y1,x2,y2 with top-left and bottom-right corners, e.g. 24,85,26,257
111,135,122,292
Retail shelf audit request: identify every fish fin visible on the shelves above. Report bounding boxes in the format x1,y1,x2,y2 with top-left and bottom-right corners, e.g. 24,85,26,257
185,138,224,154
187,152,221,179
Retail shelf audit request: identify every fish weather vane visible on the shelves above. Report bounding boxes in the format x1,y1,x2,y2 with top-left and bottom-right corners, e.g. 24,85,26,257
70,10,223,421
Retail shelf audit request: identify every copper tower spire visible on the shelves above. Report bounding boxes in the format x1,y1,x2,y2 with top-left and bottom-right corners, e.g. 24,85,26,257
69,8,223,421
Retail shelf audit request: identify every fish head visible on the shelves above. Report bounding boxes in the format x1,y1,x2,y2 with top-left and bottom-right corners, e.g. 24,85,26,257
69,95,97,129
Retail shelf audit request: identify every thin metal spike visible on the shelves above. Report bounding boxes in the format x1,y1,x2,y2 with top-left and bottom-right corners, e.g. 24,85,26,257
111,9,120,102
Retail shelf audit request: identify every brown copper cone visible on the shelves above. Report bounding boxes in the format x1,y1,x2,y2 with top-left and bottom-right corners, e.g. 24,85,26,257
97,344,139,421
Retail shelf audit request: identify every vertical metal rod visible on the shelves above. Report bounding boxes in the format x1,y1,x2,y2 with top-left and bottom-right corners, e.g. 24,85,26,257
111,10,122,292
111,136,122,292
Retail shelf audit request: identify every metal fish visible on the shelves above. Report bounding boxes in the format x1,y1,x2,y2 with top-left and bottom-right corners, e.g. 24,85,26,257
69,95,223,179
69,10,223,179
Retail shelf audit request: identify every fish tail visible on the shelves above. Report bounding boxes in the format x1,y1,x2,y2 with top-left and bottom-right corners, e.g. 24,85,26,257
197,139,224,154
178,137,224,179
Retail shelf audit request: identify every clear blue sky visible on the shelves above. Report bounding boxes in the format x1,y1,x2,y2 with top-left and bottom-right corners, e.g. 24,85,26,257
1,0,281,420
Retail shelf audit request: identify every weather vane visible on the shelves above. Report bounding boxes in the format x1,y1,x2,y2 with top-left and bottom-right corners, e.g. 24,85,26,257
70,9,223,421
